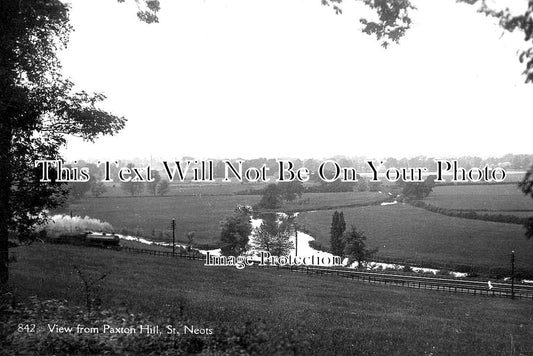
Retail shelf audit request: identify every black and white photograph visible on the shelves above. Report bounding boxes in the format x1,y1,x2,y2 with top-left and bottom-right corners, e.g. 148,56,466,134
1,0,533,354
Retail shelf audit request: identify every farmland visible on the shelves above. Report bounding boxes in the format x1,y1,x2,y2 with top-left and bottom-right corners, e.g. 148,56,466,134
102,179,268,197
426,184,533,211
296,204,533,271
5,244,533,355
62,194,260,245
58,182,533,272
59,191,386,244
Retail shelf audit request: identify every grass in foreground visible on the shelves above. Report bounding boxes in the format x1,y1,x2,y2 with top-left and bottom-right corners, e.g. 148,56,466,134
4,244,533,355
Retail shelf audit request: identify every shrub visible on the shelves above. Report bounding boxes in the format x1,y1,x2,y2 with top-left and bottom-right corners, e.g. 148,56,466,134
402,265,413,273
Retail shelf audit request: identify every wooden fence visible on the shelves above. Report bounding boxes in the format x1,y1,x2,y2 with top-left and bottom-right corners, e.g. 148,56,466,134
118,246,533,301
280,265,533,301
120,246,204,260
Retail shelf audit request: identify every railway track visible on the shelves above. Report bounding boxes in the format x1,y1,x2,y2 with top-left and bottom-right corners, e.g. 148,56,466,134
283,265,533,300
118,246,533,300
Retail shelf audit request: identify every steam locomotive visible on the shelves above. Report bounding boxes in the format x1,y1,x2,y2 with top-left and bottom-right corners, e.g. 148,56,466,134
54,231,120,248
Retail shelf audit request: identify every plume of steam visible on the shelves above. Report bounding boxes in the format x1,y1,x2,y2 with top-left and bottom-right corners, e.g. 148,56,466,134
42,214,114,236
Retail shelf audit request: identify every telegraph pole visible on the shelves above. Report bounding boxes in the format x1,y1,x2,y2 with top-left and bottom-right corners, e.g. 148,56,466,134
171,219,176,257
511,250,515,300
295,228,298,257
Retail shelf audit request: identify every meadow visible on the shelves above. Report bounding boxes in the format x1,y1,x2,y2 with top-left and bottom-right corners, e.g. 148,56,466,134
102,179,268,197
296,204,533,271
59,191,386,245
62,195,260,245
5,243,533,355
58,182,533,272
426,184,533,211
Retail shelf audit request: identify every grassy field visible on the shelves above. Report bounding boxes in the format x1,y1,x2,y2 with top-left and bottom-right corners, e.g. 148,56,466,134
58,191,386,245
61,195,260,244
103,179,269,197
6,244,533,355
426,185,533,211
296,204,533,271
273,191,387,212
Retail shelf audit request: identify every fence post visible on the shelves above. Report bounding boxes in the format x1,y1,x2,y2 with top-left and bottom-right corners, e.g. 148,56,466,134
511,250,515,300
171,219,176,257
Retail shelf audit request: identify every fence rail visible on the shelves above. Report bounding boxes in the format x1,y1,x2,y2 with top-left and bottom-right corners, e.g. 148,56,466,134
117,246,533,301
279,265,533,301
120,246,204,260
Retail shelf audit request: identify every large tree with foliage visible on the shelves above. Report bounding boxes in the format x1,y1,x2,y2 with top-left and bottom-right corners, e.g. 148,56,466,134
330,211,346,256
146,170,162,196
0,0,135,283
278,181,305,202
220,205,253,256
120,163,145,196
519,167,533,238
343,225,377,269
253,213,294,256
401,176,435,201
327,0,533,81
156,179,171,196
255,184,283,210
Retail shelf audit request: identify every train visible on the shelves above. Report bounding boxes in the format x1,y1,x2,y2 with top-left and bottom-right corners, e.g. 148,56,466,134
52,231,120,248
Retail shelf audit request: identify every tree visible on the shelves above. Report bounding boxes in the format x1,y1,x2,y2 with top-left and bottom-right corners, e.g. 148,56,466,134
220,205,253,256
255,184,282,210
66,162,92,200
0,0,126,283
186,231,195,246
156,179,170,196
86,162,107,198
343,225,377,269
357,177,368,192
68,181,91,201
458,0,533,83
328,0,533,81
519,167,533,238
253,213,294,256
147,170,161,196
322,0,415,48
401,175,435,200
330,211,346,256
90,180,107,198
121,163,145,196
278,181,304,202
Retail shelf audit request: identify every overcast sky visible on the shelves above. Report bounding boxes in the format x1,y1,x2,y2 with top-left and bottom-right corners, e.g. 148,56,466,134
60,0,532,160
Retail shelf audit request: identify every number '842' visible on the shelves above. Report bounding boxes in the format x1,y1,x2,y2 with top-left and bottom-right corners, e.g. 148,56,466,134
18,324,35,333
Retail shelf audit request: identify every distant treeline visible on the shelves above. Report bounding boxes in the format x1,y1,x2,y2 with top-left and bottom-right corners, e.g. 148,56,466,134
74,154,533,177
433,181,519,187
236,177,383,195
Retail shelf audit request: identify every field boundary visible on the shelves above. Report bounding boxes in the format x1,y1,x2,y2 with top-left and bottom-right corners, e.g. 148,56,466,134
281,265,533,301
117,246,533,301
257,196,393,214
120,246,204,260
410,200,530,225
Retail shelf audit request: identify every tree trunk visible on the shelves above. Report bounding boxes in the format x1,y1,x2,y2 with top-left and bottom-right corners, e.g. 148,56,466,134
0,120,12,284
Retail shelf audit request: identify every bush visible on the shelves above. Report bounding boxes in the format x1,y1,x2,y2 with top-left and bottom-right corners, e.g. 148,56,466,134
1,296,311,355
